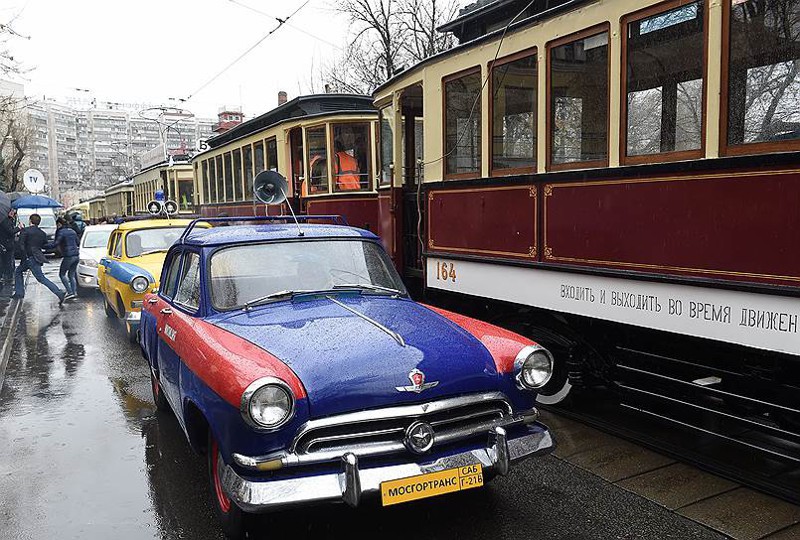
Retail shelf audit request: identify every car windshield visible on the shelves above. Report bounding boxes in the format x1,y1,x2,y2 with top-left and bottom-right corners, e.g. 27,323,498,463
210,240,407,310
126,227,185,257
82,230,112,248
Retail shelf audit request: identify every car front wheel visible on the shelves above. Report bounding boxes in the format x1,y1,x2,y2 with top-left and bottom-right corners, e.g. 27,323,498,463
103,296,116,318
208,433,247,539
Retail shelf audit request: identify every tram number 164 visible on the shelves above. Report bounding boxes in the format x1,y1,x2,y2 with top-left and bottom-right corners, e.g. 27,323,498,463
435,261,457,283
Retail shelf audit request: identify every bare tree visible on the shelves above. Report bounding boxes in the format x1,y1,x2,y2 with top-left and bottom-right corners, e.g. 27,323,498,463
324,0,458,94
398,0,458,63
0,103,34,192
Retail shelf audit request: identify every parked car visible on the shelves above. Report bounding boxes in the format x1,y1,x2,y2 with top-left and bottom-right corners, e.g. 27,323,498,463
76,224,117,294
140,219,556,539
98,218,202,342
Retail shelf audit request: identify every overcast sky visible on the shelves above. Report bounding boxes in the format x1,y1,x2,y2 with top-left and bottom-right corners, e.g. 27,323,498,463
3,0,364,119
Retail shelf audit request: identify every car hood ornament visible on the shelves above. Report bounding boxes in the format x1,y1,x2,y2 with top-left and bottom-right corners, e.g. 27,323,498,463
395,368,439,393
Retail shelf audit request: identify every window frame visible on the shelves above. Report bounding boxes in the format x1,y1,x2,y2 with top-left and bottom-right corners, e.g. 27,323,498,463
304,122,331,195
488,46,539,177
329,121,373,193
546,23,611,172
377,101,394,188
160,250,184,301
620,0,708,165
719,0,800,156
442,66,484,180
266,136,278,171
172,250,202,314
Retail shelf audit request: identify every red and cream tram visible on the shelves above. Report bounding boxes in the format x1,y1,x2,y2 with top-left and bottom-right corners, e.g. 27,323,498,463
373,0,800,499
191,94,380,231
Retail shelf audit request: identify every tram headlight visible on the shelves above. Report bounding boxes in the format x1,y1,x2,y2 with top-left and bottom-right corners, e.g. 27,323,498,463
515,345,554,390
131,276,150,293
241,378,295,430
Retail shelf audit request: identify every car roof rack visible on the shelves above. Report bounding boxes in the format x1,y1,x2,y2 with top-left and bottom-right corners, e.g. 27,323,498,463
177,215,349,244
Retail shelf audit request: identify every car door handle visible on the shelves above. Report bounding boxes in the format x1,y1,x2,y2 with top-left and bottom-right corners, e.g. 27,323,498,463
160,308,173,315
148,298,158,304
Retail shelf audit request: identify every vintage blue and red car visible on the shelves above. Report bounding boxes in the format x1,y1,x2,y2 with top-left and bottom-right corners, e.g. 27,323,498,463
139,217,556,538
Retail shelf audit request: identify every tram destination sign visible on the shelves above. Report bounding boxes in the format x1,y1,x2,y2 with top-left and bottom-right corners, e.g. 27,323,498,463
427,258,800,357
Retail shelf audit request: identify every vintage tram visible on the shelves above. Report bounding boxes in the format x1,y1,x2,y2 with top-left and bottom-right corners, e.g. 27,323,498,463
190,94,380,231
104,178,135,219
132,160,196,216
372,0,800,499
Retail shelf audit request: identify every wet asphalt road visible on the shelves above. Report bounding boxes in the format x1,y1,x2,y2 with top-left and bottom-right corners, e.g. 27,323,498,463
0,267,725,540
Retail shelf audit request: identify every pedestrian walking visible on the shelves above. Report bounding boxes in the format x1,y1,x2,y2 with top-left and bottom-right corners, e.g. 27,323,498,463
70,213,86,238
13,213,66,305
48,217,80,300
0,208,17,290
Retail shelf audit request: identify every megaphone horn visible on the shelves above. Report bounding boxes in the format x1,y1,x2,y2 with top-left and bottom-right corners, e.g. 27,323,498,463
253,170,289,205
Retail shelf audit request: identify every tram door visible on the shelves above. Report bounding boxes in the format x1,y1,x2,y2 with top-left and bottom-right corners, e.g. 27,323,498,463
289,127,304,211
400,86,424,282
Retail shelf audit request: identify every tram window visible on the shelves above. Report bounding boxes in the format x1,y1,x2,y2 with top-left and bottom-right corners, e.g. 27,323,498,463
266,137,278,171
726,0,800,148
549,29,609,167
332,123,370,191
625,1,705,159
444,69,482,178
178,178,193,211
379,107,393,186
223,152,233,202
212,161,220,202
254,141,265,173
491,51,537,173
201,161,209,204
306,126,329,194
214,155,222,203
401,116,425,183
243,145,253,200
233,149,243,201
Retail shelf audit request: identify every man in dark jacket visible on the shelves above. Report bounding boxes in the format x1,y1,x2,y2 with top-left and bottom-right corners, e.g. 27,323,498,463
13,213,65,305
0,208,17,289
48,218,80,299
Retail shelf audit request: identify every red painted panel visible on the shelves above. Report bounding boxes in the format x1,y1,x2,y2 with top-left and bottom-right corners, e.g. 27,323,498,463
428,186,537,260
543,170,800,286
377,189,402,267
306,196,379,234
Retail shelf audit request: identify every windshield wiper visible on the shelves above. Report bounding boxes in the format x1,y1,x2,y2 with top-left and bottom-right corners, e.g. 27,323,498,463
243,289,320,310
332,283,403,296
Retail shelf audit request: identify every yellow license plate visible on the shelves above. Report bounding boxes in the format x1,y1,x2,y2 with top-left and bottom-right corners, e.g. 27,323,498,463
380,464,483,506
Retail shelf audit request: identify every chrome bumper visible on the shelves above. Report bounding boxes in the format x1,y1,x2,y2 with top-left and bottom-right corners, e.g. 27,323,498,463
221,424,554,513
124,310,141,323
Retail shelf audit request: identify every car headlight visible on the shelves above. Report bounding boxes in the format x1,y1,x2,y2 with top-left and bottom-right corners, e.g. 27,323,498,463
80,259,98,268
241,378,295,429
130,276,150,293
514,345,554,390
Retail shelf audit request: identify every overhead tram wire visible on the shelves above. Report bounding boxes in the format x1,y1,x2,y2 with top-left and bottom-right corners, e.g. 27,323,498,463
227,0,343,51
182,0,312,102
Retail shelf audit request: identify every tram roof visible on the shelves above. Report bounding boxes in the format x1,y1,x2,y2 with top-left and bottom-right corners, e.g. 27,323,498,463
376,0,592,94
205,94,377,150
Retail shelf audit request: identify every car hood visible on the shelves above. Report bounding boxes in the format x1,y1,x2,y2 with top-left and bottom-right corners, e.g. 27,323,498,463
209,295,499,418
80,247,105,263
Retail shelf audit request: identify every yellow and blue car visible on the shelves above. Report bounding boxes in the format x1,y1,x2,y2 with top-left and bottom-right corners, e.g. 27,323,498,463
98,218,204,342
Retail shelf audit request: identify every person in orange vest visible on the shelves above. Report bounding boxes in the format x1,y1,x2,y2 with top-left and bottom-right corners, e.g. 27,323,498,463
333,133,363,190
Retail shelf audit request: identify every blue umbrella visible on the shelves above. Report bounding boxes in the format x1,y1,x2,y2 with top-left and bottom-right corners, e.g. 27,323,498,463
12,194,62,209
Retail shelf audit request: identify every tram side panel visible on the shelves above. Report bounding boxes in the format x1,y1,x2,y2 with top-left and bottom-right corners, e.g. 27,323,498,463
422,166,800,439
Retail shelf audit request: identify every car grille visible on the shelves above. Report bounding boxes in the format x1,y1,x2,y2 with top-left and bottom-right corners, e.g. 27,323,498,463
290,393,515,460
